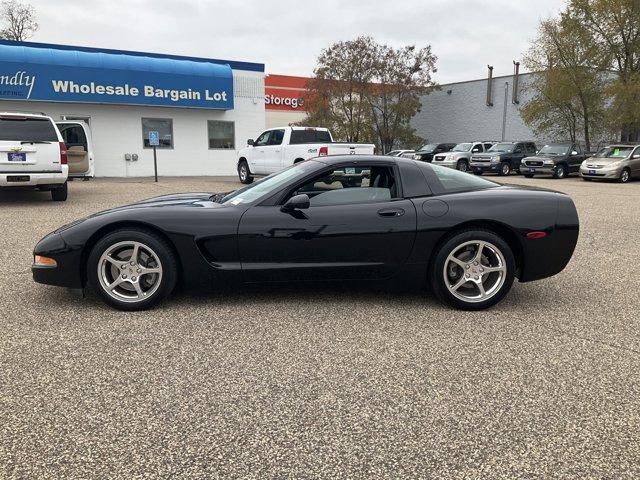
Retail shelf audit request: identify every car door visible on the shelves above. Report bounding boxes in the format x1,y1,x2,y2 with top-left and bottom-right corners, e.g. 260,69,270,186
569,144,584,172
512,143,526,169
237,162,417,283
263,128,285,174
248,130,272,174
631,146,640,177
57,121,94,177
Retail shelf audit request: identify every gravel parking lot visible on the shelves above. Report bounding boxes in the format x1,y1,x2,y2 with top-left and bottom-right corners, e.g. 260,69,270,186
1,175,639,479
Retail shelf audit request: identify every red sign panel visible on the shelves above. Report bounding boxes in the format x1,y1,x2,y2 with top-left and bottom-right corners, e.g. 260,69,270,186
265,75,309,111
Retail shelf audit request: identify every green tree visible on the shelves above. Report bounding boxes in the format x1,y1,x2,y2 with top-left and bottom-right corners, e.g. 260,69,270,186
569,0,640,140
302,36,437,152
522,15,606,150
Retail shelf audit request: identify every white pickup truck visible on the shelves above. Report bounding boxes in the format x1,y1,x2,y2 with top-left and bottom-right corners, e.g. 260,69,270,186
236,126,375,183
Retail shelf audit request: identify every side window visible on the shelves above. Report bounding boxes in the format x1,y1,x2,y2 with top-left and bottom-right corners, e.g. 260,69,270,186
527,143,537,154
289,165,398,207
513,144,523,154
254,131,271,147
573,144,582,154
471,143,483,153
59,124,87,149
484,143,494,151
269,129,285,146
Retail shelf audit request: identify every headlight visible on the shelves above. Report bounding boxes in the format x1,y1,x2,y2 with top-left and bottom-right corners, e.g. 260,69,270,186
414,154,422,160
543,159,554,165
581,160,588,167
447,155,454,161
491,155,500,163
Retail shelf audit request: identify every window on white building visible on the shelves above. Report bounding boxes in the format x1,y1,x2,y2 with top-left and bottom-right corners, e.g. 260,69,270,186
208,120,235,149
142,118,173,149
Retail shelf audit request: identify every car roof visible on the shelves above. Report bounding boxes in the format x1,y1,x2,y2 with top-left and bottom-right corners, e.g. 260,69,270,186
314,154,419,167
0,111,51,119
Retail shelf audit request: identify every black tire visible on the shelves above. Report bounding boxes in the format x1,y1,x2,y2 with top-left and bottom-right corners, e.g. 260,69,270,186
51,182,68,201
524,174,534,179
619,168,631,183
238,160,253,184
87,229,178,311
499,162,511,176
553,163,567,179
456,159,469,172
429,229,516,310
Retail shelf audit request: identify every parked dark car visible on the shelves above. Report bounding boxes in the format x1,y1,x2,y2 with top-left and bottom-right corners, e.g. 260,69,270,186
521,143,586,179
32,156,579,312
413,143,456,162
470,141,537,175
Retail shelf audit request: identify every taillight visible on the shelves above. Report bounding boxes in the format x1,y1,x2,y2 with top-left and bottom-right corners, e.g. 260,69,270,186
318,146,328,156
59,142,68,165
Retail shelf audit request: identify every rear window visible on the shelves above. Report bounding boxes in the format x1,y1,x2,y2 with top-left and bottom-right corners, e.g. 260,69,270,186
0,117,58,142
290,129,332,144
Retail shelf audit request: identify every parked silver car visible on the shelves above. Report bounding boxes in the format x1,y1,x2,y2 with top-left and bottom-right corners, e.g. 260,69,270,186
580,144,640,183
433,141,496,172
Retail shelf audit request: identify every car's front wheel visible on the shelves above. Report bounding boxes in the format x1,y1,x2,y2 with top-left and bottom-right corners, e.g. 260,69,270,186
619,168,631,183
499,162,511,176
87,229,177,310
456,160,469,172
553,164,567,179
238,160,253,184
430,230,515,310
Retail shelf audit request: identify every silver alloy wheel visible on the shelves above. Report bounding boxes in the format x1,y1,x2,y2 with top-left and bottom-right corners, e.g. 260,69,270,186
556,165,565,178
98,241,163,303
621,169,630,183
239,164,248,182
458,160,468,172
501,163,510,175
443,240,507,304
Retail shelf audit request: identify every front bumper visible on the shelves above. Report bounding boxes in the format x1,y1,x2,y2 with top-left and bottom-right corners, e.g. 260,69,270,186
522,164,556,175
579,165,622,179
0,166,68,188
470,162,500,173
32,230,84,289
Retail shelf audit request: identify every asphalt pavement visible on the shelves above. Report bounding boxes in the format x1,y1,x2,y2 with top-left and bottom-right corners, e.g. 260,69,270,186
1,174,639,479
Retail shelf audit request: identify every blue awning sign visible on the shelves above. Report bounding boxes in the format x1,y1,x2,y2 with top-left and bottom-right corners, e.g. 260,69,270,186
0,44,234,109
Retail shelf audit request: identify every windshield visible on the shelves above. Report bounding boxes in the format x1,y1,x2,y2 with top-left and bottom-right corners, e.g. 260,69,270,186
221,161,318,206
593,146,634,159
488,143,514,153
452,143,472,152
539,144,570,155
418,144,438,153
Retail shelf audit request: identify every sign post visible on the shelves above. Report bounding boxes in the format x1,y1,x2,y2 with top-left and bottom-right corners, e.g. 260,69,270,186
148,131,159,182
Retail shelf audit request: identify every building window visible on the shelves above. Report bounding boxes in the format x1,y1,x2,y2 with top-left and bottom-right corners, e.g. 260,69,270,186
142,118,173,149
207,120,235,149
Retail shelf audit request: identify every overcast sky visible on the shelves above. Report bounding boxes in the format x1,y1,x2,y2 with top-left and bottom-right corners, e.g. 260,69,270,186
28,0,565,84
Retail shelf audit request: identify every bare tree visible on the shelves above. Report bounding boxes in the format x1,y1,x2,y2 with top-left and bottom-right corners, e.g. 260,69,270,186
0,0,38,41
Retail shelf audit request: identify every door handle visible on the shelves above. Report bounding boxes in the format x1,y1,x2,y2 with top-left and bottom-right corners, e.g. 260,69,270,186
377,208,405,217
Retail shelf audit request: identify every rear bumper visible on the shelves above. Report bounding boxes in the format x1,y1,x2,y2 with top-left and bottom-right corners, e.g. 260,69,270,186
0,166,68,187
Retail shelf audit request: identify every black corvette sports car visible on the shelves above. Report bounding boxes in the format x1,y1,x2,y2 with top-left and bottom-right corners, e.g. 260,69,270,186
32,156,579,311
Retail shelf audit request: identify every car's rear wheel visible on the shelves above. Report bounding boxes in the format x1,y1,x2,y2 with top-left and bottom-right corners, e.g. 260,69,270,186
499,162,511,176
87,229,177,311
553,164,567,179
619,168,631,183
456,160,469,172
238,160,253,184
51,182,68,202
430,230,515,310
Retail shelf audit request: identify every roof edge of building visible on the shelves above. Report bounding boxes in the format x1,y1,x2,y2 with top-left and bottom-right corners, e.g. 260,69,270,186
0,39,265,73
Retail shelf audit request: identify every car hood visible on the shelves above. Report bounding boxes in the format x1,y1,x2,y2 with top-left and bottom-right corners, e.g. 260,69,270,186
525,154,567,162
585,157,625,165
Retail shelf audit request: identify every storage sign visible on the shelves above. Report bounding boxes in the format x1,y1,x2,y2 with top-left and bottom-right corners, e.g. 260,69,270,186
0,45,234,109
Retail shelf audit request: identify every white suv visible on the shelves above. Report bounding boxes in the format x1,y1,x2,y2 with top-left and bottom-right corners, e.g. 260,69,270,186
0,112,69,201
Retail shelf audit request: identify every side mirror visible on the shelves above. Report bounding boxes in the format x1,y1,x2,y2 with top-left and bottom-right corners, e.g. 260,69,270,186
472,148,480,153
633,154,640,159
571,151,578,155
281,194,310,212
247,139,254,146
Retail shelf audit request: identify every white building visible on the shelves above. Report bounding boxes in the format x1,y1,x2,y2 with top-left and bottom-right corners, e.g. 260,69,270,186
0,40,266,177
